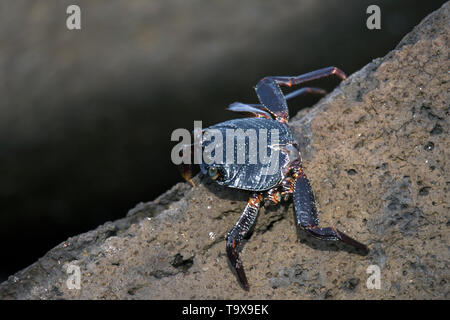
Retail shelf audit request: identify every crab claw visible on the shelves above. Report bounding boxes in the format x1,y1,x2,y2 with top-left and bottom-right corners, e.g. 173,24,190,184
178,163,195,187
176,143,196,187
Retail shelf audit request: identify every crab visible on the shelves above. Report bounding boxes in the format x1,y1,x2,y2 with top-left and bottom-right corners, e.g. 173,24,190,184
180,67,368,290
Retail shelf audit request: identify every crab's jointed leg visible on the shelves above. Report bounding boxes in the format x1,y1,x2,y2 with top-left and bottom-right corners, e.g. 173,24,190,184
254,67,346,121
227,102,272,119
226,193,262,290
228,87,326,119
284,87,327,100
266,66,346,87
291,163,368,253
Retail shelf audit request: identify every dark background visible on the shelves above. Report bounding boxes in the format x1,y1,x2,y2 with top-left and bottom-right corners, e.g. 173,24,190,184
0,0,446,282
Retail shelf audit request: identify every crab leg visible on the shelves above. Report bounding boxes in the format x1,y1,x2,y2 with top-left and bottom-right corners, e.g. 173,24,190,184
227,102,272,119
226,193,262,290
292,164,368,253
254,78,289,120
254,67,346,121
266,67,346,87
228,87,326,119
284,87,327,100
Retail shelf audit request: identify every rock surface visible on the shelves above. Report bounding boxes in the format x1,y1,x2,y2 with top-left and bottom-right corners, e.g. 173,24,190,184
1,3,448,299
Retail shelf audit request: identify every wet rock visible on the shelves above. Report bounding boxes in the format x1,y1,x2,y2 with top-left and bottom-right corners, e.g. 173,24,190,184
1,3,449,299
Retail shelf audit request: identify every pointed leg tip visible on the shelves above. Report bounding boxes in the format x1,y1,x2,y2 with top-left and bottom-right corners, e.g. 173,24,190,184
338,72,347,81
331,67,347,80
334,229,369,254
359,245,370,255
238,274,250,291
236,269,250,291
351,242,369,255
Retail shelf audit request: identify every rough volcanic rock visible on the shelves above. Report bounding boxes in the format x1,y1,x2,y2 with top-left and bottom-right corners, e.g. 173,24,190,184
0,3,448,299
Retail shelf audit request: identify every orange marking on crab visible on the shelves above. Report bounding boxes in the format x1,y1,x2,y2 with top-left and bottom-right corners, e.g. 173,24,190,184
277,117,289,124
292,166,305,179
286,182,295,193
248,195,262,207
266,189,282,204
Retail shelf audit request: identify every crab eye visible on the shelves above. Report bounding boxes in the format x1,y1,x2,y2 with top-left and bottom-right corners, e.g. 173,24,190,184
208,167,219,179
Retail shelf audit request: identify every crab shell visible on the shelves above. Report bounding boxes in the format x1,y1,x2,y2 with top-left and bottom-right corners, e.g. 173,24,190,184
200,117,299,191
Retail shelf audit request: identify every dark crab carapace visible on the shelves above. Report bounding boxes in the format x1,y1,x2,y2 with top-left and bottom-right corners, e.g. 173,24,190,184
180,67,368,290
